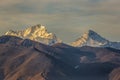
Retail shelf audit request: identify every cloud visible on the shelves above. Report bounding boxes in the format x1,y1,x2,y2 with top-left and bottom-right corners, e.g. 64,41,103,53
0,0,20,6
0,0,120,42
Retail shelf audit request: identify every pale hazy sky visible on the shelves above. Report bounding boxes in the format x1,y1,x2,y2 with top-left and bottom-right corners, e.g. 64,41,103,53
0,0,120,43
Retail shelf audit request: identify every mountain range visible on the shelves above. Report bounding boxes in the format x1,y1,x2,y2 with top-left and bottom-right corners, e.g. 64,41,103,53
0,35,120,80
0,24,120,80
5,24,120,50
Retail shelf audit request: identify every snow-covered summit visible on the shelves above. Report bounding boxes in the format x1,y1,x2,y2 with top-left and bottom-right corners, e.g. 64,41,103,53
71,30,120,49
71,30,108,47
5,24,61,45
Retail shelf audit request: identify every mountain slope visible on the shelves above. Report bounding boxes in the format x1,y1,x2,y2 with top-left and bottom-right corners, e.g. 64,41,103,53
71,30,120,49
0,35,120,80
5,24,61,45
109,67,120,80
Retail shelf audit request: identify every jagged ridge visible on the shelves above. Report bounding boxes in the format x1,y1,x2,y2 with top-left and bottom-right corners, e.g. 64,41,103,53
4,25,120,49
5,24,61,45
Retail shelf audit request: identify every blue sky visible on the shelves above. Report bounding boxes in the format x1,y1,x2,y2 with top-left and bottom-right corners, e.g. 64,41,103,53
0,0,120,43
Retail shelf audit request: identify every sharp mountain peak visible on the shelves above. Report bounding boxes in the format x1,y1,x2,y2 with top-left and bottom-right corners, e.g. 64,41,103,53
5,24,61,45
71,29,108,47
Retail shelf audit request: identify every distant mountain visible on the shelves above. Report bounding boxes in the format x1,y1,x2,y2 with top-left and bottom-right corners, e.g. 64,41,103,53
4,25,120,49
5,24,61,45
0,35,120,80
71,30,120,49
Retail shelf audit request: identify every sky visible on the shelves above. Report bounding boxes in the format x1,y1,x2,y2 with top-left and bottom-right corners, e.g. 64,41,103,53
0,0,120,43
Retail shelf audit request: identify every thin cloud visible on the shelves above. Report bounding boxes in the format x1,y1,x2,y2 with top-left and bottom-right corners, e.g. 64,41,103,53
0,0,120,42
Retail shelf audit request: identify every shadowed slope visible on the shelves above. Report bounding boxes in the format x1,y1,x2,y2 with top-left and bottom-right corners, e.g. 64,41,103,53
0,35,120,80
109,67,120,80
0,45,53,80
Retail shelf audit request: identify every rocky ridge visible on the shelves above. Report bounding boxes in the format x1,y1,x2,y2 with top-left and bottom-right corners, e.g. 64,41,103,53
5,24,61,45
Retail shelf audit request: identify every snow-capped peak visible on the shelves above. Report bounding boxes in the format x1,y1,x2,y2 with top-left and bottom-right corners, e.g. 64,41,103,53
5,24,61,45
71,29,108,47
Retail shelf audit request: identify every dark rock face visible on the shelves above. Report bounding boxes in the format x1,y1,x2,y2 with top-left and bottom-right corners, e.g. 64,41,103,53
21,39,36,47
0,35,22,44
0,36,120,80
